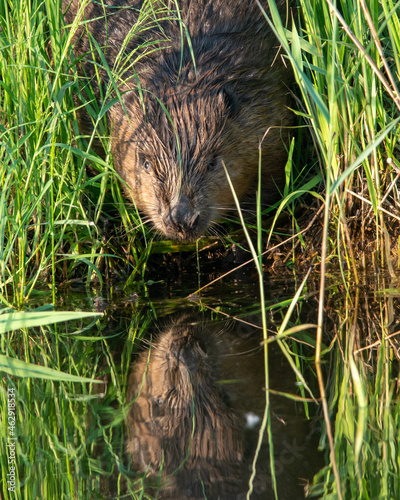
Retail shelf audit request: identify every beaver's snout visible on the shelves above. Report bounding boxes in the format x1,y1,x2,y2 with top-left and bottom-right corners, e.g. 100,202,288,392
164,197,201,240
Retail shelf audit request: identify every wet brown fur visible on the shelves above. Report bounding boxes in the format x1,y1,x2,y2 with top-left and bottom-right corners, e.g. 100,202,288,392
63,0,295,240
124,314,321,499
125,318,245,498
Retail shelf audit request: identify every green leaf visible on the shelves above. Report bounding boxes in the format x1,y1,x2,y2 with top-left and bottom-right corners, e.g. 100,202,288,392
0,355,103,382
0,311,102,334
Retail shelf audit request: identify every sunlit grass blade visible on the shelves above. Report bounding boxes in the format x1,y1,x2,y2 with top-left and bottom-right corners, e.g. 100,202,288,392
0,354,103,382
0,311,102,334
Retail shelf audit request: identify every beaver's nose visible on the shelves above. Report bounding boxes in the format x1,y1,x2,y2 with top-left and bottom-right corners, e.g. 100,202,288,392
165,197,200,235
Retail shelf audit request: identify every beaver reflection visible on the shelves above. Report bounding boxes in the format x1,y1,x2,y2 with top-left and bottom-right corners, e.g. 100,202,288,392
126,316,315,499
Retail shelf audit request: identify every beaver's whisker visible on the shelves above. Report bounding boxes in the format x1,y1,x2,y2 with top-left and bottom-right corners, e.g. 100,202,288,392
219,216,239,223
209,222,228,241
208,225,220,238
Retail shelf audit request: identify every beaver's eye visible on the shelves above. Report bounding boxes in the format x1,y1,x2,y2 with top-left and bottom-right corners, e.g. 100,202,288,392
139,154,152,172
208,159,217,170
152,396,165,418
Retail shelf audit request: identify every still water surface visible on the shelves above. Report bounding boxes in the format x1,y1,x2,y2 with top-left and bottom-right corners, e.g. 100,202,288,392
48,263,323,499
13,261,400,498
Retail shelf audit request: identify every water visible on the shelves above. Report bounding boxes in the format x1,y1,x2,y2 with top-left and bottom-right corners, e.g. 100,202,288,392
12,258,400,498
122,311,320,499
11,261,323,499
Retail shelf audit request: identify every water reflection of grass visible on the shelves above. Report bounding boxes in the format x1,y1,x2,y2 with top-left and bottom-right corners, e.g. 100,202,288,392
1,281,399,498
0,307,148,499
308,278,400,499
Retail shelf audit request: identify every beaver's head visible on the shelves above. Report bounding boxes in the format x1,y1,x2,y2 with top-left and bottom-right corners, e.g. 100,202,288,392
126,321,243,477
111,83,263,241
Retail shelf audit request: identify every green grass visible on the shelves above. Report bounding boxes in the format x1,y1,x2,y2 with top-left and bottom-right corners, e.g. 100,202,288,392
283,0,399,266
0,305,149,500
0,0,146,305
1,0,398,299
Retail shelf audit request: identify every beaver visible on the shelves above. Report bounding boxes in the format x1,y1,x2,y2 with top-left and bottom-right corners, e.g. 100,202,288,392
126,317,245,499
63,0,294,241
125,314,319,499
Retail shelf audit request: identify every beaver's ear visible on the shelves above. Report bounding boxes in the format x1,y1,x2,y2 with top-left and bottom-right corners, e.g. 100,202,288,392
222,87,240,117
